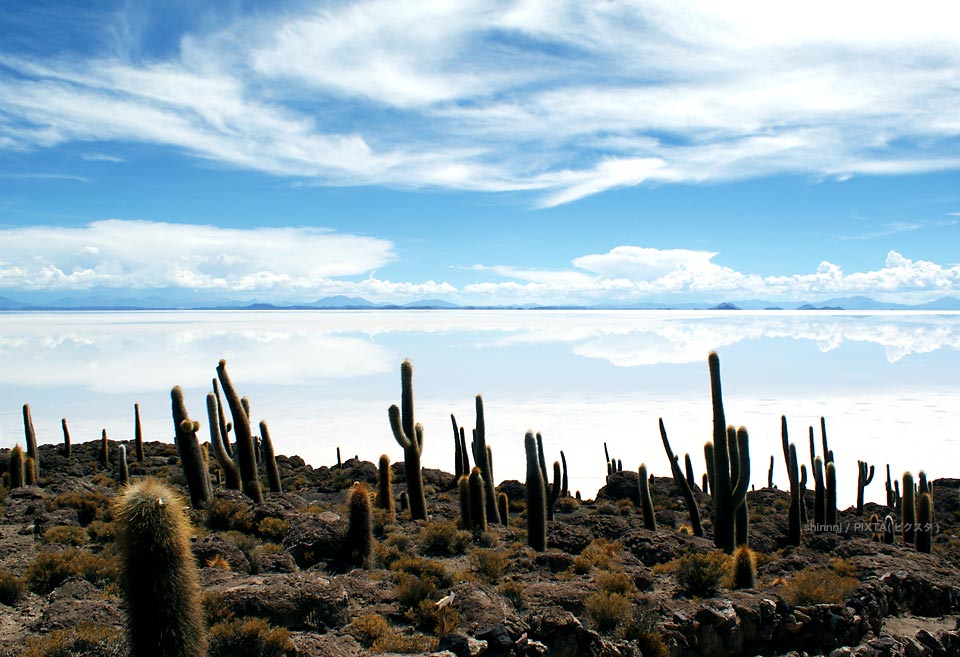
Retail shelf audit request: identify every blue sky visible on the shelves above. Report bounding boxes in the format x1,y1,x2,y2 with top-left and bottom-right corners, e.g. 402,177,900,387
1,0,960,305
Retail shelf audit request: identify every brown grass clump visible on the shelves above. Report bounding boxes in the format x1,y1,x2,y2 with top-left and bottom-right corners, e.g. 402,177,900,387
781,565,860,606
472,549,510,583
585,591,632,633
21,624,124,657
594,570,634,595
25,548,117,593
42,524,89,546
0,571,25,606
419,519,471,556
47,491,111,526
208,617,294,657
676,551,729,598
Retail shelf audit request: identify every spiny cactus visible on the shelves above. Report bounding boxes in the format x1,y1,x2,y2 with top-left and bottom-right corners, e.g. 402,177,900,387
399,491,409,513
171,387,211,509
205,393,240,490
468,467,488,533
258,421,282,494
856,460,874,516
347,482,373,567
116,478,206,657
101,429,110,468
560,450,569,498
638,463,656,531
826,461,838,527
9,444,25,489
868,512,881,542
211,379,233,458
767,455,774,488
134,403,144,463
472,396,500,524
24,456,37,485
216,360,263,504
684,454,696,490
525,431,547,551
377,454,395,521
786,440,801,547
704,441,716,494
549,461,562,521
917,491,933,553
118,445,129,486
902,472,916,545
659,418,703,536
452,415,465,479
885,464,894,508
23,404,38,474
883,514,895,544
498,492,509,525
388,359,427,521
731,545,756,589
457,476,471,529
702,473,709,495
61,418,71,459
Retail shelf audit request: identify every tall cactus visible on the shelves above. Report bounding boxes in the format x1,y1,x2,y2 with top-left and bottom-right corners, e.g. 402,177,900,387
118,445,129,486
525,431,547,551
23,404,39,474
708,352,749,553
856,461,874,516
216,360,263,504
813,456,825,526
388,359,427,520
638,463,656,531
560,450,569,498
786,442,801,546
916,491,933,554
205,393,240,490
9,444,25,489
101,429,110,468
116,478,206,657
826,462,838,527
498,492,509,524
134,403,144,463
171,387,211,509
902,472,916,545
211,379,233,458
259,420,282,494
472,395,501,524
61,418,71,459
659,418,703,536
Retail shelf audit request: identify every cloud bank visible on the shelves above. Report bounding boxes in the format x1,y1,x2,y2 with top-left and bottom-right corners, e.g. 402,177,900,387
2,1,960,204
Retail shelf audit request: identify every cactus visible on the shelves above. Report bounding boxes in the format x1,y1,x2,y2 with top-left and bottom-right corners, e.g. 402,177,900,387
856,461,874,516
820,416,831,463
211,379,233,458
548,461,562,520
134,403,144,463
704,441,716,494
729,425,750,547
387,359,427,520
731,545,756,589
346,482,373,567
812,456,825,526
826,462,838,527
799,464,808,525
702,473,709,495
894,480,901,513
659,418,703,536
399,491,409,513
498,492,509,524
259,421,282,494
684,453,696,490
525,431,547,551
336,447,342,468
101,429,110,468
118,445,129,486
9,444,25,489
767,455,774,488
868,512,881,542
883,514,895,544
216,360,263,504
786,442,801,546
638,464,656,531
116,477,206,657
459,427,470,478
452,415,465,479
205,393,240,490
469,467,488,533
23,403,39,473
917,491,933,553
377,454,395,521
24,456,37,485
171,387,211,509
560,450,569,498
885,464,894,508
902,472,916,545
61,418,71,459
471,396,500,524
457,476,471,529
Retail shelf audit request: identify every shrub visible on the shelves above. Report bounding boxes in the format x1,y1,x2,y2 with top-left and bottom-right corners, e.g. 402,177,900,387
205,498,253,533
256,517,288,541
86,520,118,544
21,624,124,657
478,530,499,548
497,581,525,609
0,571,24,606
377,533,414,569
394,555,454,588
419,520,471,555
349,613,391,648
594,570,634,595
395,573,437,611
596,502,619,515
208,617,294,657
206,555,232,571
573,539,623,574
585,591,632,633
48,491,111,526
370,632,437,654
676,551,728,597
472,549,509,583
26,548,117,593
42,525,89,547
781,566,859,606
557,496,580,513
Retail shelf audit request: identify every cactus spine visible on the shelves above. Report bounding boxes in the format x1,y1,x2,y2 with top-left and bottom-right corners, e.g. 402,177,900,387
23,404,38,474
387,359,427,520
525,431,547,551
116,478,206,657
472,396,500,524
205,393,240,490
468,467,488,533
498,492,509,524
638,463,656,531
9,444,25,489
916,491,933,553
118,445,129,486
171,387,211,509
347,482,373,567
856,461,874,516
902,472,916,545
216,360,263,504
61,418,71,459
659,418,703,536
258,420,282,494
377,454,395,521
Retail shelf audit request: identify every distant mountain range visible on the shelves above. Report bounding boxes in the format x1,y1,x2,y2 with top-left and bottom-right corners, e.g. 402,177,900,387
2,292,960,311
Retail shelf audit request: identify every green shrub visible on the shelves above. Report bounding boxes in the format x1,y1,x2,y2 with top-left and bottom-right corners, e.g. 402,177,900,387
472,549,509,583
42,525,89,546
676,551,728,597
0,571,24,606
208,617,294,657
419,519,471,555
585,591,632,633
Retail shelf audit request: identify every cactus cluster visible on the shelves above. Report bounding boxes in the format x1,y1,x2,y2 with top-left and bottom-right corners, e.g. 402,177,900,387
171,386,211,509
216,360,264,504
525,431,547,551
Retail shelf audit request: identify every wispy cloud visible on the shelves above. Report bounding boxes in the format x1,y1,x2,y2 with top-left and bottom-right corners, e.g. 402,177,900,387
1,1,960,203
0,172,89,182
81,152,124,163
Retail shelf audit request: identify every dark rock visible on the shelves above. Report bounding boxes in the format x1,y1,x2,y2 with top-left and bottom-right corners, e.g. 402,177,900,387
529,608,605,657
476,624,515,656
193,534,250,573
596,471,640,504
283,510,348,568
438,634,471,657
207,573,348,630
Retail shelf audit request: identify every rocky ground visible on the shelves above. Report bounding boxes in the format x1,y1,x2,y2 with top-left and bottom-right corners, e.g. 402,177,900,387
1,438,959,657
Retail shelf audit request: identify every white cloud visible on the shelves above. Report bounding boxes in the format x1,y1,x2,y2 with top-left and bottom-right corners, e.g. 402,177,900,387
1,1,960,203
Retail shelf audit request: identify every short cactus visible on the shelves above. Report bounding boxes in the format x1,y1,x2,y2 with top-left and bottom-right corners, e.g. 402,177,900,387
388,359,427,520
118,445,129,486
826,462,838,527
377,454,395,521
61,418,71,459
24,456,37,485
916,492,933,553
8,444,25,489
23,404,38,474
638,463,656,531
116,478,206,657
101,429,110,468
560,450,569,498
731,545,757,589
497,492,509,524
468,467,488,533
346,482,373,567
525,431,547,551
457,476,471,529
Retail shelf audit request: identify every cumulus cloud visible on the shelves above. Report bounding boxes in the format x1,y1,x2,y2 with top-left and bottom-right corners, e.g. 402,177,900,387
1,1,960,203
